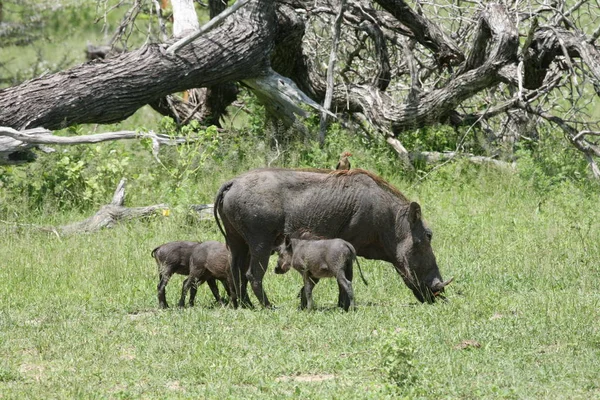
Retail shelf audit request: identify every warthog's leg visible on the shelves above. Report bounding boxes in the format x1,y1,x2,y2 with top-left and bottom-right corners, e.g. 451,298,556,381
336,270,355,311
302,275,318,311
157,271,172,309
247,250,272,308
206,278,223,305
337,260,353,308
179,277,203,308
188,278,203,307
299,277,319,309
228,238,251,308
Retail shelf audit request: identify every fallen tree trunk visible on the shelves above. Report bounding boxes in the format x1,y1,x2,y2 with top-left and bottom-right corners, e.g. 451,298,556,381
0,0,275,130
49,178,168,236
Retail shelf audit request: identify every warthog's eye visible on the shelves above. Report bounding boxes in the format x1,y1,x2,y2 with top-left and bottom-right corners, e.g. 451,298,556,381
425,229,433,242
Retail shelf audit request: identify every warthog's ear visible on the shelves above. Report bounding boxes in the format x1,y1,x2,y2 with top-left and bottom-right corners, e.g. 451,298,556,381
284,234,293,251
408,202,422,227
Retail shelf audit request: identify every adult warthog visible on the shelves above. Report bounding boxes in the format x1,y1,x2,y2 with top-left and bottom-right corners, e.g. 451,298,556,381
214,168,452,308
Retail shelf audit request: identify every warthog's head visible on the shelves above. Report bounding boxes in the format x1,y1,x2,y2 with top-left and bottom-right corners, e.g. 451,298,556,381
396,202,453,303
274,236,294,274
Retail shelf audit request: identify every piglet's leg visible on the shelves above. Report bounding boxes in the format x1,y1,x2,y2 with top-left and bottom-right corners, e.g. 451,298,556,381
189,279,204,307
157,272,172,309
206,278,223,305
336,270,355,311
179,277,200,308
302,275,318,311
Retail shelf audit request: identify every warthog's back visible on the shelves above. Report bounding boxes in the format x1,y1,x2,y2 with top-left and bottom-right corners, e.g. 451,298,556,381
190,241,231,279
218,168,407,250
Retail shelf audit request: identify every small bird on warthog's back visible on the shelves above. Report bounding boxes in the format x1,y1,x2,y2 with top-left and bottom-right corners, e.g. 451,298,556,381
336,151,352,170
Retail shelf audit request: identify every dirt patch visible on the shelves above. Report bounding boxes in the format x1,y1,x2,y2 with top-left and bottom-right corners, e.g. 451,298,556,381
276,374,335,383
119,347,136,361
19,363,45,382
166,380,185,392
455,340,481,350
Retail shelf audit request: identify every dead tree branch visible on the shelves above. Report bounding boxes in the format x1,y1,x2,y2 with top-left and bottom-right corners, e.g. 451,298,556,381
0,126,199,165
318,0,347,146
167,0,250,54
51,178,169,236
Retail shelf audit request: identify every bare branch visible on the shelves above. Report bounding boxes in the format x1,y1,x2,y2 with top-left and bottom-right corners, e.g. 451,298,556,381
0,127,193,146
374,0,464,66
410,151,516,170
0,126,202,166
167,0,250,54
111,178,128,206
152,0,169,41
516,102,600,178
319,0,347,146
243,69,336,126
109,0,143,50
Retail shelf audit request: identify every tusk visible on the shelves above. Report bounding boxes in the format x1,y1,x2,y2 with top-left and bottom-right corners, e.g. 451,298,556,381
431,276,454,293
442,277,454,287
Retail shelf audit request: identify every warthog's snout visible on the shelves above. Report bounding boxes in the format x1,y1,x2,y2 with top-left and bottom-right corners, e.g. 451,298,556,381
413,277,454,303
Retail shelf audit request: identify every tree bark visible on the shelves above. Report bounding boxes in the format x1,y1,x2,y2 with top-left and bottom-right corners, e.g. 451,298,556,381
1,0,600,175
0,0,275,130
373,0,464,66
318,0,346,146
204,0,241,127
148,0,242,128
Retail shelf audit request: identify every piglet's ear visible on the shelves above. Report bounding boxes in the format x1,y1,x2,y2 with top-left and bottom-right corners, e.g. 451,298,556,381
408,202,422,227
284,234,293,250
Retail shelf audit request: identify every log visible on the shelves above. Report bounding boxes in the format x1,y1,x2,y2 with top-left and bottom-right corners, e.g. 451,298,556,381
0,0,276,130
50,178,169,236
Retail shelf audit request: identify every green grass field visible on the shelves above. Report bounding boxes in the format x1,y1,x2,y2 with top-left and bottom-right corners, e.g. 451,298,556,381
1,165,599,399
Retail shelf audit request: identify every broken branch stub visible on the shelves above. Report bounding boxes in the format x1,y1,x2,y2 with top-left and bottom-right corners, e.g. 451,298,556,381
52,179,168,236
243,70,336,127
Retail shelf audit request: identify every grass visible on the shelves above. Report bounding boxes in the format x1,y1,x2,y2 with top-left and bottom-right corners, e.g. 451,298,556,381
1,165,599,399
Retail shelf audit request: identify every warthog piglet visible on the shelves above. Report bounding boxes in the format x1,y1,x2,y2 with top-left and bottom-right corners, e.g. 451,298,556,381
275,236,367,311
152,240,235,308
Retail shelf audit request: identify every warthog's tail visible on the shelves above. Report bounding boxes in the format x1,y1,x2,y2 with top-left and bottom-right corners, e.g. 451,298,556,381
355,257,368,286
214,181,233,241
344,242,368,286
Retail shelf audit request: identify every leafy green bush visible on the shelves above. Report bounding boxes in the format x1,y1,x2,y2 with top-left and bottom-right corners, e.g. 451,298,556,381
1,104,597,220
0,140,131,213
